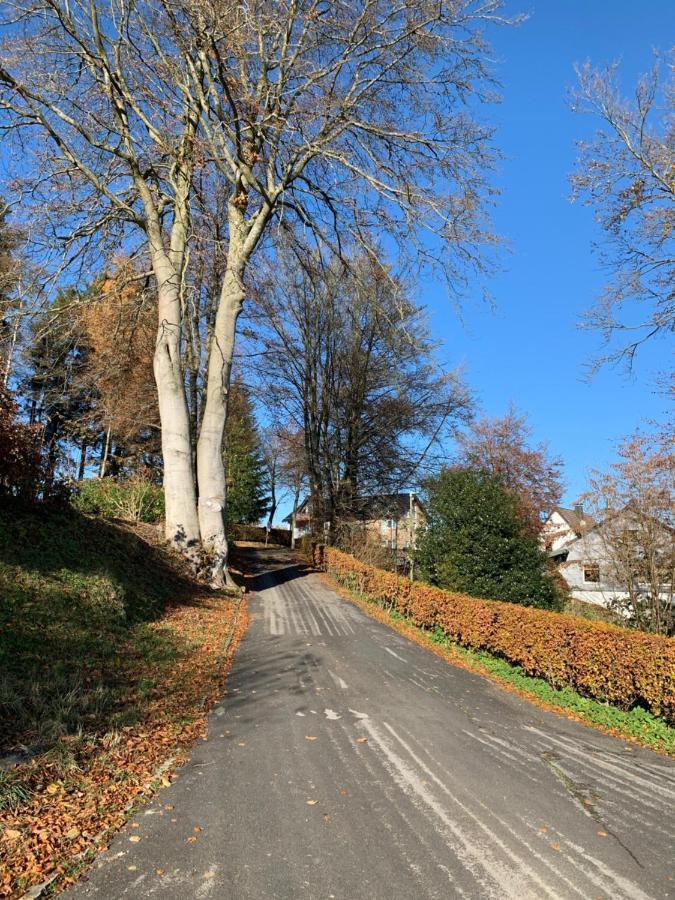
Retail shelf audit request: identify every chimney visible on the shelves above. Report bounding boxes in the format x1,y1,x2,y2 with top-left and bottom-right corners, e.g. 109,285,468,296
574,504,586,527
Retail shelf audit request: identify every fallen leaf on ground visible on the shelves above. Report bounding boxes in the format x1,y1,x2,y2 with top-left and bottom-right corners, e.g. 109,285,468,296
187,836,197,843
339,789,348,796
306,800,318,806
193,826,202,833
203,871,215,880
356,737,368,744
127,866,137,872
304,736,317,741
0,548,247,898
597,831,608,837
155,868,165,876
549,842,561,852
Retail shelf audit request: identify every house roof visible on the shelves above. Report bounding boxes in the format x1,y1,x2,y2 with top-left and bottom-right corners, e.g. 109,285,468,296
284,492,422,524
349,493,423,520
552,506,597,536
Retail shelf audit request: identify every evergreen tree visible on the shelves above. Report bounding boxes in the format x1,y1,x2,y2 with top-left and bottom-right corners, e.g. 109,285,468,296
223,383,269,526
24,289,93,479
415,468,562,610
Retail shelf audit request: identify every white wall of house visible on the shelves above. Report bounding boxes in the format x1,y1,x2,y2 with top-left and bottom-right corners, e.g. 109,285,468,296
558,530,627,607
541,510,576,552
292,522,311,541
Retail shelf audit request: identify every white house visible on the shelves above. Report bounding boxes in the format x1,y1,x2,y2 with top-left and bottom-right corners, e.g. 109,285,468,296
541,505,673,611
541,505,623,607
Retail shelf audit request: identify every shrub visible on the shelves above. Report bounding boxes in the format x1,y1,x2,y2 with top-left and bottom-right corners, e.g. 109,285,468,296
0,387,45,499
73,474,164,523
316,545,675,723
231,524,291,546
415,468,562,610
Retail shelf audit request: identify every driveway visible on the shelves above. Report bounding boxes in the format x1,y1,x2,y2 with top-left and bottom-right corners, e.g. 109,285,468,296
69,546,675,899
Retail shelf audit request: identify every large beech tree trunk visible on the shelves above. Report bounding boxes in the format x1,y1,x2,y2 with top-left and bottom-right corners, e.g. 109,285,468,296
196,256,245,588
153,276,201,560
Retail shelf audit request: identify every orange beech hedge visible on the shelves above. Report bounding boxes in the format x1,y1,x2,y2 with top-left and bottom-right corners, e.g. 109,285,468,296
313,545,675,723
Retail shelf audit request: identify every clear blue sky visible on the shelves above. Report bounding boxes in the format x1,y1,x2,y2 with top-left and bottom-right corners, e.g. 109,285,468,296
423,0,673,508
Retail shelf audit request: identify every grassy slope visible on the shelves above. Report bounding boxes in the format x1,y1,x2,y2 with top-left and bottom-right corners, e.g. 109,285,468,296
0,499,244,898
0,499,191,755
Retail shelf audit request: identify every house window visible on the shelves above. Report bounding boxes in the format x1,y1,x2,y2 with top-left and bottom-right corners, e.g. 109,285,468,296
583,564,600,583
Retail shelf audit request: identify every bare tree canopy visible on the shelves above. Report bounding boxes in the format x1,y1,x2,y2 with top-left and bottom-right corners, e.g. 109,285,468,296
249,246,471,535
581,428,674,634
0,0,509,582
571,56,675,371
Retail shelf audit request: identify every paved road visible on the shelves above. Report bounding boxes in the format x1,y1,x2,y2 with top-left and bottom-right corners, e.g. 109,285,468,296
71,547,675,899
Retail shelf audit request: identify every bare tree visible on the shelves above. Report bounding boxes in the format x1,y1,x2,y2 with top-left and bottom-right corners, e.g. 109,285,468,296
182,0,507,580
455,405,564,534
0,0,204,557
571,56,675,371
0,200,28,387
250,246,470,537
581,429,674,635
260,427,282,540
1,0,507,584
276,427,308,549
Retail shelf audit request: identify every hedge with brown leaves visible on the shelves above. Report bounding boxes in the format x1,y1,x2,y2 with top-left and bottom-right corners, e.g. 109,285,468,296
314,545,675,723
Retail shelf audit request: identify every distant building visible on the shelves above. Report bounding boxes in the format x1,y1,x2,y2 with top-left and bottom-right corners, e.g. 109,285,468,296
285,492,425,554
541,505,673,610
541,505,624,606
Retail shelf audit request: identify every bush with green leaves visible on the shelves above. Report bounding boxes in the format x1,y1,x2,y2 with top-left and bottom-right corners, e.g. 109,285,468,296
415,467,562,610
73,475,165,524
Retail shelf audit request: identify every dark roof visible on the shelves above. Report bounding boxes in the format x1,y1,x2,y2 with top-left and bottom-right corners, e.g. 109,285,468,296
553,506,597,535
349,493,422,521
284,492,422,524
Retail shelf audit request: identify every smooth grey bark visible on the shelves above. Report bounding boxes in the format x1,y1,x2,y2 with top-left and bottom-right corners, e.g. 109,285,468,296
153,274,201,560
196,250,245,587
196,200,270,587
99,425,111,478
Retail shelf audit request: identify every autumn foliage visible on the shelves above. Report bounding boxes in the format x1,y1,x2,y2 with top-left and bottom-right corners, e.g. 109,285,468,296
79,266,159,444
315,546,675,723
0,386,44,497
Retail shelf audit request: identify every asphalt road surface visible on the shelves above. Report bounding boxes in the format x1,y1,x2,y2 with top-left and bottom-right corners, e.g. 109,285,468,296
70,546,675,900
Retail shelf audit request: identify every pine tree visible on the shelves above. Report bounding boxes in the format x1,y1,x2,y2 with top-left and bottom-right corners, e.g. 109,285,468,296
415,468,562,610
24,289,92,479
223,383,269,526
